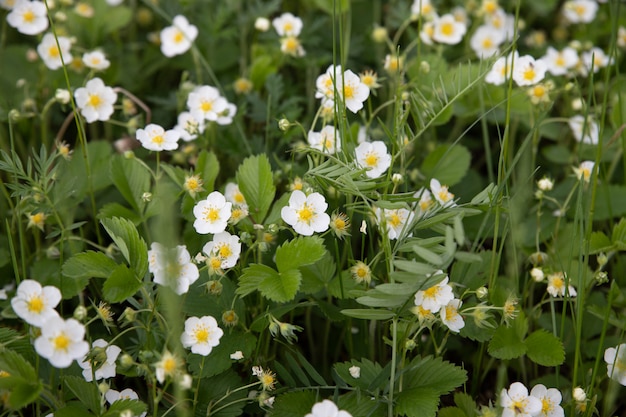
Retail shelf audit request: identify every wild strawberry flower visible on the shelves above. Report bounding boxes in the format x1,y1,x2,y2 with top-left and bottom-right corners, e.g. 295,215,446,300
355,141,392,178
174,111,205,142
11,279,61,327
154,351,181,384
79,338,121,382
272,12,303,37
215,102,237,125
547,272,576,297
187,85,228,122
375,207,415,240
573,161,595,183
414,188,435,217
351,261,372,284
105,387,147,417
501,382,543,417
441,299,465,333
581,47,610,73
181,315,224,356
568,115,599,145
432,13,467,45
485,51,519,85
148,242,200,295
430,178,456,207
6,0,48,35
37,33,73,70
541,47,578,76
224,183,247,208
414,274,454,313
136,123,180,151
308,125,341,154
33,316,90,369
74,77,118,123
160,15,198,57
82,50,111,71
305,399,353,417
193,191,232,234
512,55,547,87
314,66,369,113
529,384,564,417
202,231,242,270
315,65,341,100
562,0,598,24
281,190,330,236
604,344,626,386
410,0,437,19
280,36,306,57
470,25,504,58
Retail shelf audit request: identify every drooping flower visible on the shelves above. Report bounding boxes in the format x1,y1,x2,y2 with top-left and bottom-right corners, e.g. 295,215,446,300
272,12,303,37
148,242,200,295
37,33,73,70
375,207,415,240
33,316,90,369
82,50,110,71
79,338,121,382
500,382,542,417
568,115,599,145
305,399,353,417
308,125,341,154
181,315,224,356
355,141,392,178
160,15,198,57
74,77,118,123
136,123,180,151
529,384,564,417
432,13,467,45
11,279,61,327
430,178,456,207
187,85,228,122
441,299,465,333
414,274,454,313
193,191,232,234
202,231,242,271
281,190,330,236
7,0,48,35
604,344,626,386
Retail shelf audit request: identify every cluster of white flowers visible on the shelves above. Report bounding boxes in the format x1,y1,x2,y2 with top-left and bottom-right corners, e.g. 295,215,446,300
412,272,465,333
412,0,470,47
148,242,200,294
315,65,371,114
308,125,341,155
272,12,305,57
501,382,564,417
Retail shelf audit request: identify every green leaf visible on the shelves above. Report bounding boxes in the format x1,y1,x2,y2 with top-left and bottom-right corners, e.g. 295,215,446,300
412,244,444,266
588,185,626,220
103,264,142,303
64,376,101,415
396,387,440,417
294,349,327,386
525,330,565,366
100,216,148,278
62,251,118,279
110,155,150,214
53,403,94,417
454,392,478,417
259,269,302,303
334,358,385,391
439,407,468,417
421,144,471,186
250,54,278,90
236,154,275,223
488,325,527,360
271,391,318,417
0,349,37,380
402,355,468,395
98,203,142,224
237,264,277,298
196,150,220,193
312,0,350,14
0,350,41,409
102,399,147,417
337,391,386,417
197,370,248,417
612,218,626,249
588,231,613,254
341,309,395,320
300,251,336,294
188,331,257,378
275,236,326,272
100,4,132,34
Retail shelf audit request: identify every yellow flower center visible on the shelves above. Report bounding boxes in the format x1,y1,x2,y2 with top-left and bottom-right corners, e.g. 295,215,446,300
204,207,220,222
193,325,209,343
445,304,457,319
234,192,245,204
512,400,526,414
388,212,403,228
48,45,60,58
438,188,453,202
334,218,346,230
283,36,299,53
424,285,439,299
297,205,313,223
88,94,102,107
440,22,454,37
209,256,222,271
173,30,184,44
356,266,367,278
53,333,70,351
218,244,232,258
163,357,177,373
552,276,564,289
482,38,493,48
152,135,164,145
365,152,378,167
541,398,553,414
27,295,44,313
533,85,546,97
555,55,565,67
484,1,497,14
23,10,35,23
283,22,293,33
200,100,212,112
575,5,586,16
30,212,46,227
523,67,536,81
343,84,355,99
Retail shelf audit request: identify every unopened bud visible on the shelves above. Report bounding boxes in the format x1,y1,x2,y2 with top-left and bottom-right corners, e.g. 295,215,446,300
476,286,489,299
530,267,545,282
392,173,403,185
73,305,88,321
255,17,270,32
55,88,71,104
278,118,290,131
371,26,388,43
597,252,608,267
573,387,586,402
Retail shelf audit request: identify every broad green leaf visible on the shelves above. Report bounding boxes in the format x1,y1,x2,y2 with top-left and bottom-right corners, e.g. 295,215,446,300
488,325,527,360
421,145,471,187
588,185,626,220
64,376,101,415
270,391,317,417
102,399,147,417
337,391,386,417
97,202,141,224
0,348,37,381
250,54,278,90
236,154,275,223
341,309,394,320
356,294,408,308
100,216,148,278
110,155,150,214
588,231,612,254
454,392,478,417
51,403,94,417
33,259,86,300
196,370,247,417
103,264,142,303
612,218,626,249
402,355,468,395
393,259,437,276
439,407,468,417
334,358,385,391
0,350,41,409
62,251,118,279
195,150,220,193
259,268,302,303
275,236,326,272
300,251,337,294
525,330,565,366
312,0,350,14
100,4,132,35
396,387,440,417
237,264,277,298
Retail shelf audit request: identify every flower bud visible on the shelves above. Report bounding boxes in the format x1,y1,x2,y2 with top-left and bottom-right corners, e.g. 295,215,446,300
73,305,88,321
573,387,586,402
371,26,388,43
597,252,608,267
141,192,152,202
55,88,71,104
278,118,291,131
255,17,270,32
530,267,545,282
392,173,403,185
537,177,553,191
476,286,489,299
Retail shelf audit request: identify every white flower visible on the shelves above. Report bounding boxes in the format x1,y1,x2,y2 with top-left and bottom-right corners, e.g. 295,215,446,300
74,77,117,123
215,102,237,125
37,33,72,70
154,351,180,384
530,267,545,282
375,207,414,240
254,17,270,32
582,47,610,73
280,35,306,57
338,69,370,113
82,50,110,71
349,365,361,379
79,339,121,382
281,190,330,236
34,316,90,369
441,299,465,333
148,243,200,295
486,9,516,41
315,65,342,100
470,25,504,58
55,88,71,104
7,0,48,35
572,387,587,402
410,0,437,19
224,183,247,208
432,14,467,45
414,275,454,313
11,279,61,327
181,315,224,356
355,141,391,178
512,55,547,87
360,220,367,234
202,231,242,270
542,47,578,76
187,85,228,122
537,177,554,192
430,178,456,207
485,52,519,85
308,125,341,154
414,188,435,217
573,161,595,183
193,191,232,234
105,387,146,417
604,344,626,386
272,12,303,37
562,0,598,24
305,399,353,417
106,0,124,5
568,115,599,145
174,111,205,142
500,382,543,417
230,351,244,360
546,272,576,297
136,123,180,151
160,15,198,57
529,384,564,417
